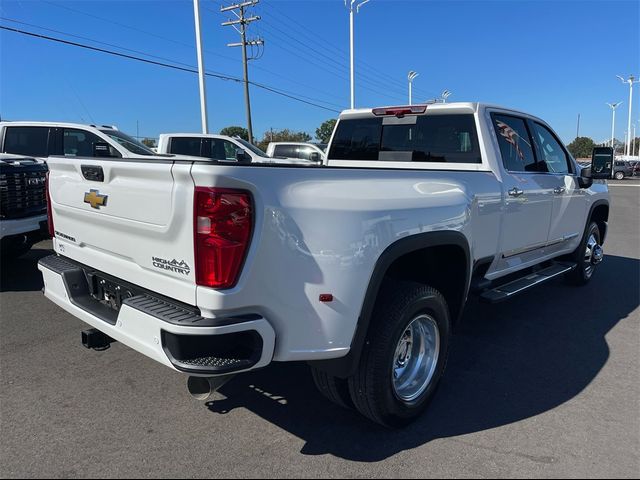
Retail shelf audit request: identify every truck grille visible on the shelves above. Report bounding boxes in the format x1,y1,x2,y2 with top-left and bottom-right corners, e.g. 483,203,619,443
0,169,48,220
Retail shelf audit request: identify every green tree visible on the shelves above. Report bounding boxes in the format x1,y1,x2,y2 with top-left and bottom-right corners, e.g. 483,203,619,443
567,136,595,159
315,118,337,143
141,138,157,148
220,126,249,141
257,128,312,152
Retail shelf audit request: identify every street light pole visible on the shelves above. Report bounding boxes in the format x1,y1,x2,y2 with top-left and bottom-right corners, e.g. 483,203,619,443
408,71,419,105
193,0,209,134
441,90,452,103
607,102,622,150
617,75,640,156
346,0,370,109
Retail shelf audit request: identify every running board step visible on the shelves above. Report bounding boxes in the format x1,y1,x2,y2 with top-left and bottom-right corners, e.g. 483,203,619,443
479,262,576,304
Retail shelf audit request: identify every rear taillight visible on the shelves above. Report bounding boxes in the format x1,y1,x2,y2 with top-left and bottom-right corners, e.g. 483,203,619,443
45,171,54,238
194,187,253,289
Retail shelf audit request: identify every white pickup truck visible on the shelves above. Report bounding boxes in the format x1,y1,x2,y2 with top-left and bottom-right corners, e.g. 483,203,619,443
38,103,610,427
157,133,315,165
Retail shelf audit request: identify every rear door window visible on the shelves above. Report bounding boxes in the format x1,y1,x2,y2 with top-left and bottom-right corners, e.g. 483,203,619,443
63,129,118,157
209,139,238,161
169,137,202,157
273,145,296,158
328,114,481,163
2,127,50,157
491,114,537,172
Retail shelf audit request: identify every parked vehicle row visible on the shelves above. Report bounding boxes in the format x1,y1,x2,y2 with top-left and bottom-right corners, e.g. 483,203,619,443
25,102,611,427
0,122,331,257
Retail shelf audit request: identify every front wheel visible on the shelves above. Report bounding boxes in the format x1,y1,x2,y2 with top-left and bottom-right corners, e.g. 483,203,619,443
348,281,450,428
614,171,624,180
566,221,603,286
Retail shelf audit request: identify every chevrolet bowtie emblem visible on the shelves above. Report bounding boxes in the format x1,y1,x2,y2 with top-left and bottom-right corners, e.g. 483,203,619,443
84,189,108,209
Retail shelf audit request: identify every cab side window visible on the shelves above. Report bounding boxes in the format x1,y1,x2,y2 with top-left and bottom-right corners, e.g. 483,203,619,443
492,114,537,172
2,127,50,157
169,137,202,157
63,129,117,157
531,123,571,174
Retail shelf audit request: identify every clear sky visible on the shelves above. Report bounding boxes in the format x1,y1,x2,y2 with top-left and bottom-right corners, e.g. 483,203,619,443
1,0,639,144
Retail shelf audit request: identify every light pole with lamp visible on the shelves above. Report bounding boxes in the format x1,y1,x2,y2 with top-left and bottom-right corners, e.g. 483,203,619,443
346,0,371,109
617,75,640,156
192,0,209,133
607,102,622,150
408,71,419,105
441,90,452,103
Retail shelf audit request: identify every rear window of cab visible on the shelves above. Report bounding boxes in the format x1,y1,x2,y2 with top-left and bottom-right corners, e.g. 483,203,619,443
328,114,481,163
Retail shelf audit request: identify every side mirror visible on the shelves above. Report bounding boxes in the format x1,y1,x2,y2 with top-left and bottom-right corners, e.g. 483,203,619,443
577,165,593,189
235,148,250,162
590,147,614,179
309,152,321,163
93,142,113,158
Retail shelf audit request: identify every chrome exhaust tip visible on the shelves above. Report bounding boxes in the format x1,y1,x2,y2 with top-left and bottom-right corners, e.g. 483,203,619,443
187,375,235,401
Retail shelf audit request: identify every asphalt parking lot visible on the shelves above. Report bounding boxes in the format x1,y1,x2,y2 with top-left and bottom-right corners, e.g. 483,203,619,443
1,180,639,478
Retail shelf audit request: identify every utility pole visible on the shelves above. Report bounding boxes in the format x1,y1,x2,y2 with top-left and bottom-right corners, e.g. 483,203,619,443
222,0,263,144
617,75,639,156
193,0,209,133
576,113,580,139
607,102,622,150
346,0,371,109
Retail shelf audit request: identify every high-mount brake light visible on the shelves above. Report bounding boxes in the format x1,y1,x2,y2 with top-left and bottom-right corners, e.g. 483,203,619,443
194,187,253,289
372,105,428,117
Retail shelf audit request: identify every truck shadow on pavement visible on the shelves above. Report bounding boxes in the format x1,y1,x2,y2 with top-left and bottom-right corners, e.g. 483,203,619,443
0,247,52,292
208,254,639,462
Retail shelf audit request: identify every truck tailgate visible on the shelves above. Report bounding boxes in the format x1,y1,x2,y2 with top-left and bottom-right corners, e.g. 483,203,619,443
47,157,197,305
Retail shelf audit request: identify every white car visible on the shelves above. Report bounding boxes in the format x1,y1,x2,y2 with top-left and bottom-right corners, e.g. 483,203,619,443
265,142,325,163
38,103,609,427
157,133,316,165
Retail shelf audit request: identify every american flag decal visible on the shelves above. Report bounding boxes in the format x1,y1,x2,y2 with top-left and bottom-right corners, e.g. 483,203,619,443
496,120,525,160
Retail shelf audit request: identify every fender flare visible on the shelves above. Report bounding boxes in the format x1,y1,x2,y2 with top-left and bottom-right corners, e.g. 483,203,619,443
587,199,609,243
310,230,471,378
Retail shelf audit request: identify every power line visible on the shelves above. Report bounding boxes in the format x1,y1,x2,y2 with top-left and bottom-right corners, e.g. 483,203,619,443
261,0,439,99
0,24,340,113
254,21,407,103
210,0,427,101
36,1,347,109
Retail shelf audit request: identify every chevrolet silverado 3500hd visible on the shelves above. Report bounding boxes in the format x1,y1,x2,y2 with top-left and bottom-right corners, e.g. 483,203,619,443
37,103,610,427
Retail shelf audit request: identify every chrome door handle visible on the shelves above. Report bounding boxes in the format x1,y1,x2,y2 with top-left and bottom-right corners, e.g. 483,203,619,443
508,187,524,197
554,186,566,194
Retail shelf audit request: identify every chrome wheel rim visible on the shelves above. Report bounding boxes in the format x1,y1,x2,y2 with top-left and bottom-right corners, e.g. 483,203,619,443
583,233,603,278
392,314,440,403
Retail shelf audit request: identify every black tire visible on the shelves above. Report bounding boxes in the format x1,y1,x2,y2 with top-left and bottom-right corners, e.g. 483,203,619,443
566,221,602,286
348,281,451,428
310,367,354,410
1,241,33,260
614,171,624,180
